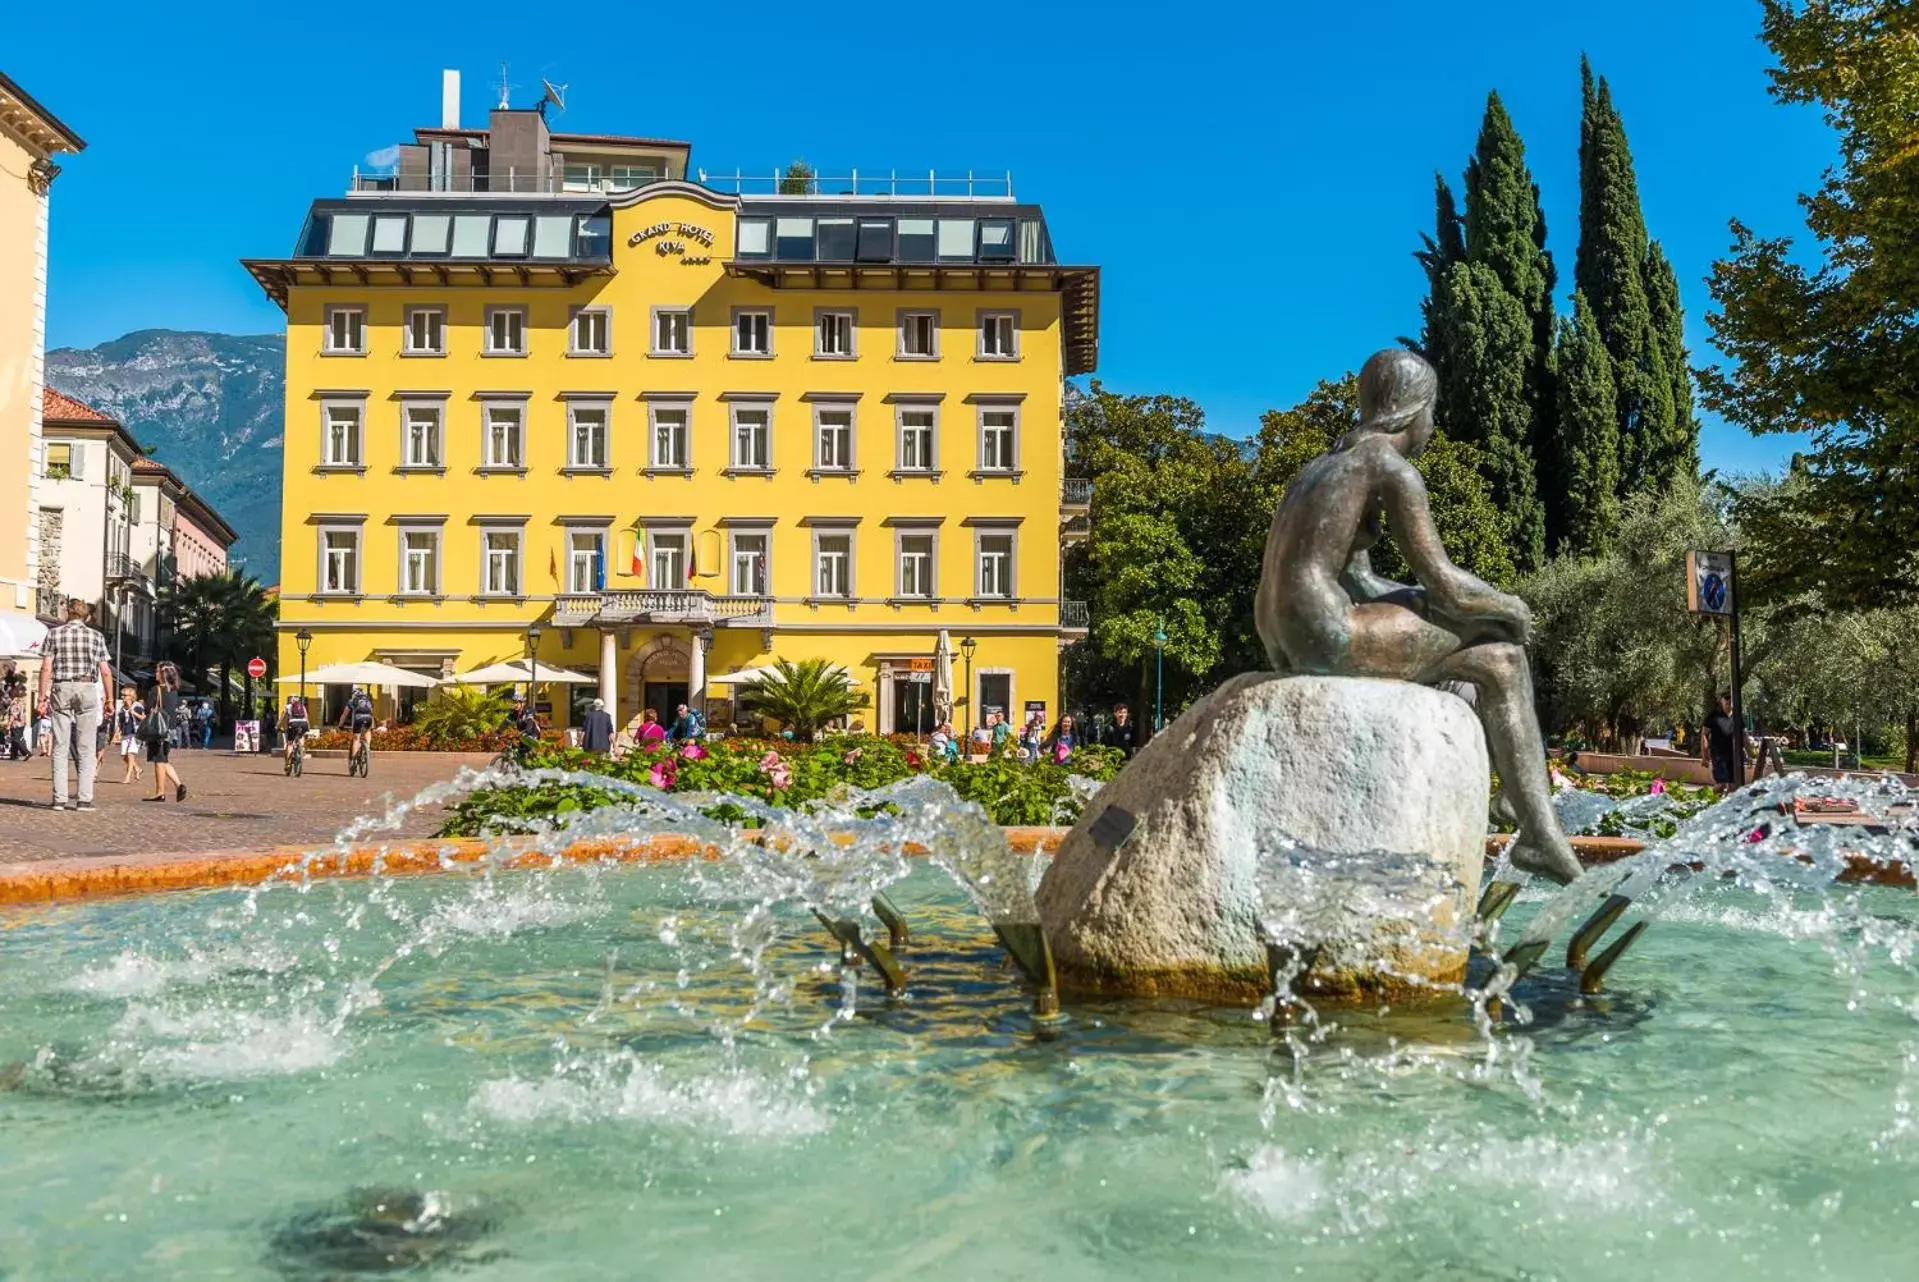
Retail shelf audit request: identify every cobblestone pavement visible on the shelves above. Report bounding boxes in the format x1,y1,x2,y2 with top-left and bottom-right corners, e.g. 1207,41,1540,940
0,748,491,864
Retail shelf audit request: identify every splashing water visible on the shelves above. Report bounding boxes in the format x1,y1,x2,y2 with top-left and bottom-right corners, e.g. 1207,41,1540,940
0,763,1914,1279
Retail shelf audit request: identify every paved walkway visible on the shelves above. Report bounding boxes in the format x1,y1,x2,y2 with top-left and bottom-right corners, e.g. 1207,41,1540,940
0,748,488,865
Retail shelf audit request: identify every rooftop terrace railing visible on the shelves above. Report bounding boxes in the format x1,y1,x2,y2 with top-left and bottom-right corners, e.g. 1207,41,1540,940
348,169,668,197
696,170,1016,200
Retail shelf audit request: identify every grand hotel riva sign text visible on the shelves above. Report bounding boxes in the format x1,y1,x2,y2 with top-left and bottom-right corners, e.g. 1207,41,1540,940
629,222,714,265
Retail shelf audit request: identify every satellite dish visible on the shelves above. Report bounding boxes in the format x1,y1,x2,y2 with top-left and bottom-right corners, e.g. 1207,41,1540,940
540,79,568,116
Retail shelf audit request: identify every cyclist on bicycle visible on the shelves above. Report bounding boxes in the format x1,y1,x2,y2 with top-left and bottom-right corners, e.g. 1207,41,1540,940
281,693,311,768
339,687,375,768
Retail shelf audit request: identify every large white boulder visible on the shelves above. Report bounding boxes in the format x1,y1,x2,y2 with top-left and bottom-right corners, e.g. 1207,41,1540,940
1036,674,1488,1004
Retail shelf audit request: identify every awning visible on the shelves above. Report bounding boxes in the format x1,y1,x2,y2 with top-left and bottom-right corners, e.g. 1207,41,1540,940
0,612,47,660
447,659,597,685
276,661,441,689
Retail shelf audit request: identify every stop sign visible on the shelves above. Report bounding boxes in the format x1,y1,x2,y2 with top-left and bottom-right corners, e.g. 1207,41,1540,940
247,656,267,679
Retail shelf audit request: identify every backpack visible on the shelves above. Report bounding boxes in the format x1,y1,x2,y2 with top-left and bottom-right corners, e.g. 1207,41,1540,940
287,696,308,722
349,692,373,718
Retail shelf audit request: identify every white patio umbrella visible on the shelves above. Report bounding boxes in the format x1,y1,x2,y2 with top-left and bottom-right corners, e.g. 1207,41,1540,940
275,661,441,689
932,630,955,727
447,658,596,685
0,612,47,660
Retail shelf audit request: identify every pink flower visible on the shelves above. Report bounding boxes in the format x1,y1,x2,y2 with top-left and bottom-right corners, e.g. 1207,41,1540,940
844,747,863,764
1746,827,1766,844
680,742,708,761
768,765,792,790
1650,778,1667,795
758,751,783,771
648,760,677,789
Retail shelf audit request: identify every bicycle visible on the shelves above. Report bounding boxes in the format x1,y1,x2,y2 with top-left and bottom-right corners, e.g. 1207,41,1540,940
347,736,370,778
284,733,305,777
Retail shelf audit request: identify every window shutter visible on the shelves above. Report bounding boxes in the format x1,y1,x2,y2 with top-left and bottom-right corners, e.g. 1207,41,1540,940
70,444,85,480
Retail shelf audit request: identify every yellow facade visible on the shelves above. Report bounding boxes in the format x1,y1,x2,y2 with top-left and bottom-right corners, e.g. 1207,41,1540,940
0,72,85,625
265,181,1093,734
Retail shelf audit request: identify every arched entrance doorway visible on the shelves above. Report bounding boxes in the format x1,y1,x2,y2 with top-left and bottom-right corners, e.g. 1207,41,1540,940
624,635,690,726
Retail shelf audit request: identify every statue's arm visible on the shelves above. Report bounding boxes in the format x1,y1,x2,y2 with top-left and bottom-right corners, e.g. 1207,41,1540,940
1378,451,1530,639
1340,547,1425,611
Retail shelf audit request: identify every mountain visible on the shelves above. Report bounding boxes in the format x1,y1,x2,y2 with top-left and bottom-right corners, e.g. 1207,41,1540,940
46,330,285,583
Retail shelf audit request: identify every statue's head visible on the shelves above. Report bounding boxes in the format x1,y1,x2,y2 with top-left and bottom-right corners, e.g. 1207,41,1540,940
1354,348,1438,455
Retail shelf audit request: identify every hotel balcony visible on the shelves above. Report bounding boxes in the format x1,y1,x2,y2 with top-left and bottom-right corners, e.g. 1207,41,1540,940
1060,600,1089,640
105,551,151,591
552,590,774,630
1062,478,1091,512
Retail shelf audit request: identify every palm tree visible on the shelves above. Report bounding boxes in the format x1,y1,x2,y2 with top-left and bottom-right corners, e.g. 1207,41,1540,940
737,658,868,742
414,686,515,744
161,570,276,726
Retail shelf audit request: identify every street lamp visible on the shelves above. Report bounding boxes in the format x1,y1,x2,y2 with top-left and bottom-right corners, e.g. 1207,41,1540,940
959,636,977,730
1153,620,1168,735
295,628,312,706
524,623,543,725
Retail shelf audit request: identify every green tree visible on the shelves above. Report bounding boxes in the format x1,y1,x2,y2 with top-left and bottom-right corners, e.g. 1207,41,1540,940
161,570,275,723
1413,173,1466,388
1701,0,1919,607
1521,477,1734,744
737,657,869,742
1063,383,1264,719
1549,292,1622,554
1427,262,1546,567
778,160,817,195
1576,58,1684,496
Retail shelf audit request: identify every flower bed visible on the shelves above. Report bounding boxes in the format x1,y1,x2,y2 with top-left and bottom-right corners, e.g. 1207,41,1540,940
305,725,559,754
437,735,1126,835
1550,762,1718,840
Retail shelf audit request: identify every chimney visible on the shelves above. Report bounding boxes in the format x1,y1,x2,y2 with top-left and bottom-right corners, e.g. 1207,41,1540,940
441,69,460,130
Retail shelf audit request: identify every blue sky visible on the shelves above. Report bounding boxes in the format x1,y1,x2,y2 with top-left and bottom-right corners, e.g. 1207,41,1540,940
12,0,1830,474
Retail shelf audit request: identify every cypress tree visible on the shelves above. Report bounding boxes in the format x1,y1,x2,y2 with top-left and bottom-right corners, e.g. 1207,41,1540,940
1459,91,1556,567
1430,261,1546,568
1412,174,1465,387
1575,59,1675,497
1552,292,1622,555
1643,240,1699,482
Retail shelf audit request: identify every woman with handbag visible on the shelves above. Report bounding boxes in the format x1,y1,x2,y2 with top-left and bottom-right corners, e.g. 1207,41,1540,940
142,662,188,802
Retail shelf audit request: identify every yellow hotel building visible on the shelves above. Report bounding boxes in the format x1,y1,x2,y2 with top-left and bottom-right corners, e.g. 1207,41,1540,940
248,82,1097,734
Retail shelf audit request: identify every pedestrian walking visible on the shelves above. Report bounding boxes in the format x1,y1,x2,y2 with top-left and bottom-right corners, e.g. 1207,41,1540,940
1702,692,1740,794
35,598,112,811
115,685,146,784
1101,703,1140,759
143,661,188,803
581,698,615,754
1045,714,1080,766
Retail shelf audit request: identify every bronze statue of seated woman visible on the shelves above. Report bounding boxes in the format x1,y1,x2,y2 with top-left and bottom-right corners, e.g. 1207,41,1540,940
1254,347,1583,886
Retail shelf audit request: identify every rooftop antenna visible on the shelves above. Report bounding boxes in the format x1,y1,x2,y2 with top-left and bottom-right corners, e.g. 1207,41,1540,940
539,79,568,119
496,62,512,110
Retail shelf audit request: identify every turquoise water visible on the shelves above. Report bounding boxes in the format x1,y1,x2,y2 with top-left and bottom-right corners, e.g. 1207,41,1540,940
2,777,1917,1280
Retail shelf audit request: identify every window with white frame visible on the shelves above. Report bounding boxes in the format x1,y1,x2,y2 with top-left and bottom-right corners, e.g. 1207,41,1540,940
568,404,609,470
399,528,440,595
816,310,854,357
482,529,522,596
650,404,690,469
648,530,688,587
979,408,1019,472
732,309,771,356
652,308,691,355
814,534,852,598
484,306,527,355
976,533,1014,598
324,306,365,354
567,529,606,593
730,405,770,470
401,403,442,468
979,311,1018,359
898,310,938,358
815,406,854,471
322,402,363,467
730,532,768,596
897,533,935,598
320,527,361,594
571,307,609,355
898,408,936,471
481,403,524,469
404,306,445,355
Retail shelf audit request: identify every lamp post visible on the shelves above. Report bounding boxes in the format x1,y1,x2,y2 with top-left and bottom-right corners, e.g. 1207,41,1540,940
1153,619,1168,735
295,628,312,706
524,622,543,725
960,635,977,730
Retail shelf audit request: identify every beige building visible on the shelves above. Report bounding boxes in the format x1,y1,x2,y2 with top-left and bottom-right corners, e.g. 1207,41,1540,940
1,71,84,632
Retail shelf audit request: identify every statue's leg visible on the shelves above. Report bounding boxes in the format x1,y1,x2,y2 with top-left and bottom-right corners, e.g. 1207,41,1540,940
1425,642,1583,886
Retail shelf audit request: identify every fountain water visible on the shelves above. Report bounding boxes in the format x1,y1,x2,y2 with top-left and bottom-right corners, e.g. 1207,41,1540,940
1,763,1915,1279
